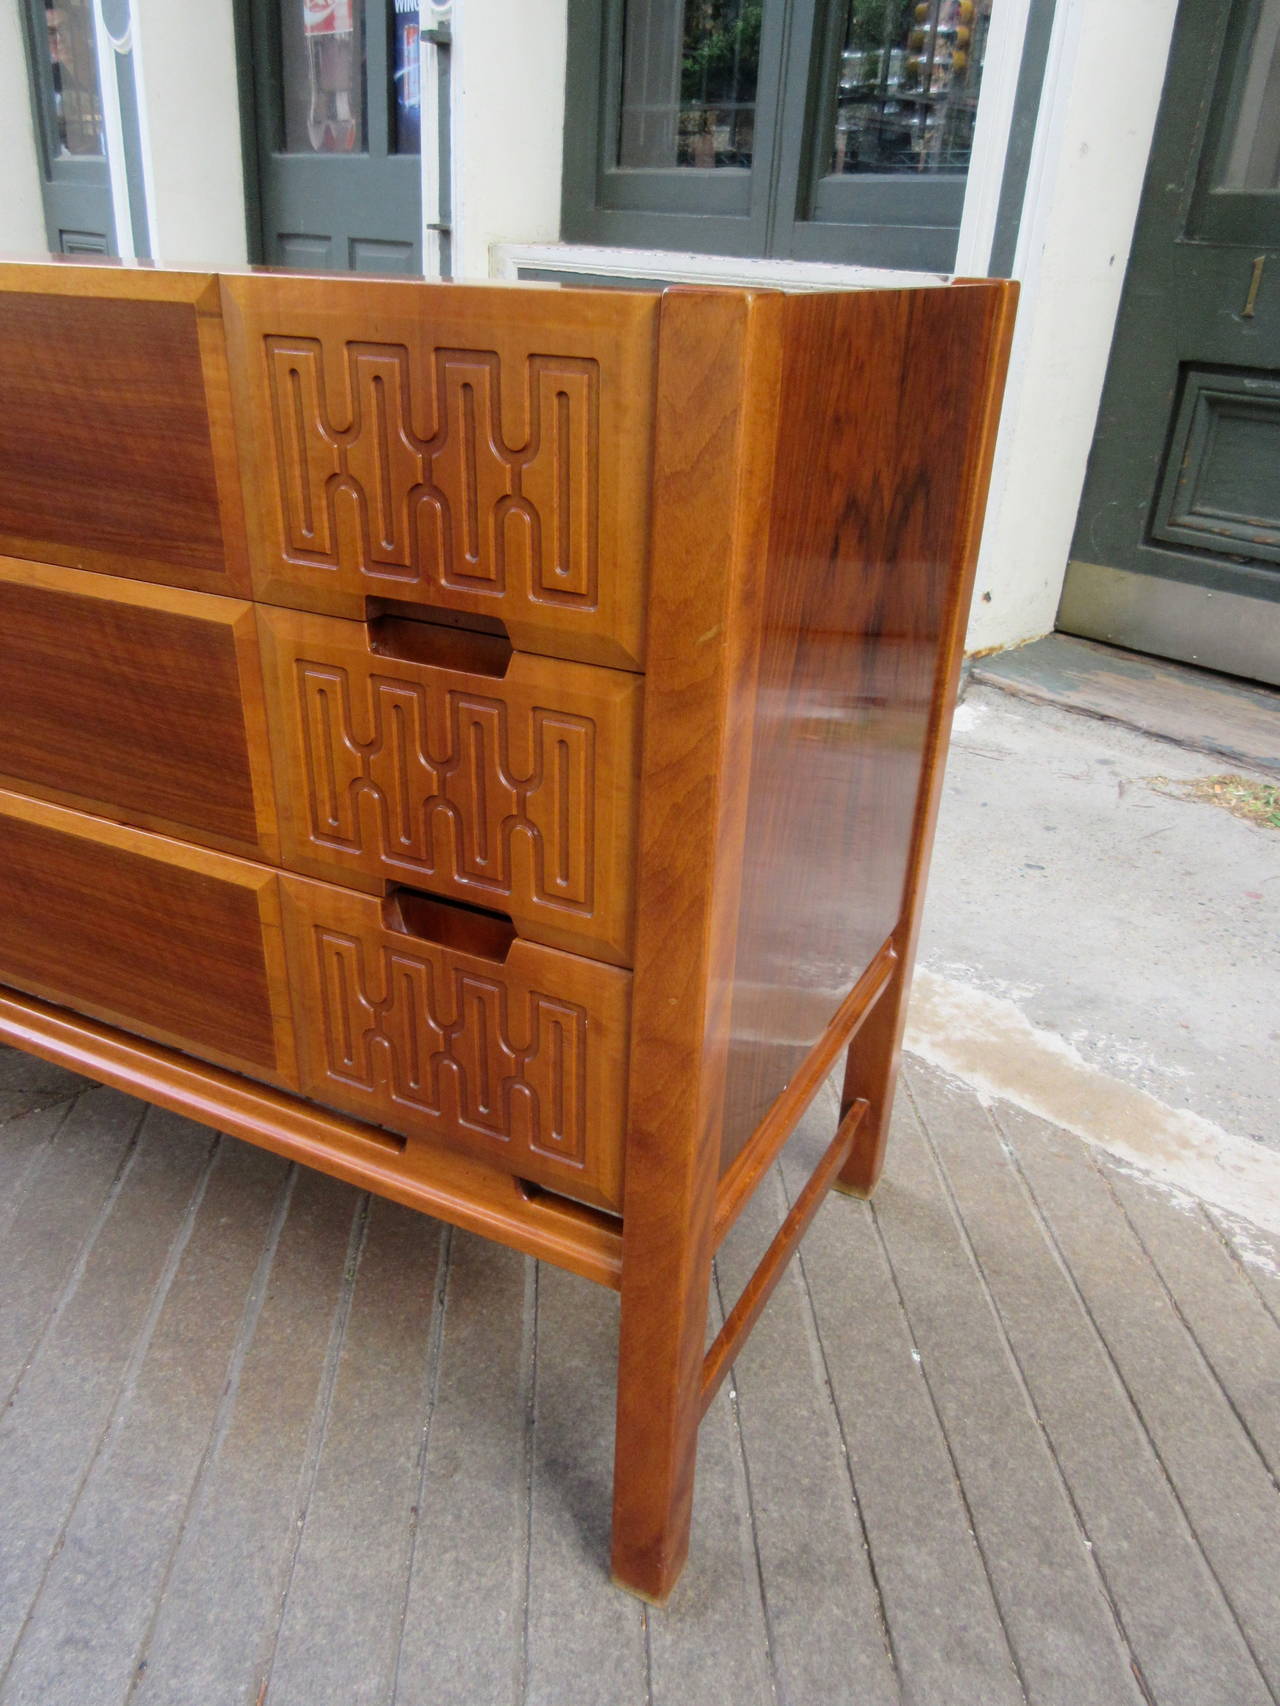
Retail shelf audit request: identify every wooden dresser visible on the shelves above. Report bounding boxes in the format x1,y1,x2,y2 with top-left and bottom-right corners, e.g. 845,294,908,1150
0,260,1014,1600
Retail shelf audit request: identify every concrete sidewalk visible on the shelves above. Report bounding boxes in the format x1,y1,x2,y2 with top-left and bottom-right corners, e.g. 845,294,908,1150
2,1041,1279,1706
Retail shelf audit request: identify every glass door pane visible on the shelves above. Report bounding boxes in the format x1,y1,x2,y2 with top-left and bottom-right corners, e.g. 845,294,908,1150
391,0,421,154
1220,0,1280,191
280,0,366,154
43,0,105,157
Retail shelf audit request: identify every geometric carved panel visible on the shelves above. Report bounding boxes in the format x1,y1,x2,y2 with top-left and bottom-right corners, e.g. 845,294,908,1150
258,605,641,965
222,275,658,668
280,876,630,1210
267,338,601,605
1152,366,1280,569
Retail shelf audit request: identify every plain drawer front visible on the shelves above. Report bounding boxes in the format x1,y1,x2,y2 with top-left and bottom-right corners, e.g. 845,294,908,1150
0,558,278,859
0,791,296,1086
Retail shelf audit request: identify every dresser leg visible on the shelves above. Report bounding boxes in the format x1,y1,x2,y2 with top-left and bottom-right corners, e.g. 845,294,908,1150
610,1225,714,1603
836,950,910,1199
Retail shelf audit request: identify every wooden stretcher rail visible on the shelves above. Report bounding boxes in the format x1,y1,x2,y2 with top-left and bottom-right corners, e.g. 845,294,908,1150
0,988,624,1289
713,942,896,1247
700,1099,869,1417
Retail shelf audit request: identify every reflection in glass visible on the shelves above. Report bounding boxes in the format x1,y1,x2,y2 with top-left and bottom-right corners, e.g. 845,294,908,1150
618,0,760,169
1221,0,1280,191
392,0,421,154
829,0,991,177
280,0,365,154
44,1,105,157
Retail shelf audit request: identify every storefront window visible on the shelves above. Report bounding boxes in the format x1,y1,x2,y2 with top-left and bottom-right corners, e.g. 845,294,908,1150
830,0,991,177
618,0,761,169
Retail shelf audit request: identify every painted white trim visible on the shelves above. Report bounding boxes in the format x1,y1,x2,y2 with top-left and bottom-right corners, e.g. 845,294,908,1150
491,242,948,290
953,0,1033,275
90,0,135,257
419,6,446,279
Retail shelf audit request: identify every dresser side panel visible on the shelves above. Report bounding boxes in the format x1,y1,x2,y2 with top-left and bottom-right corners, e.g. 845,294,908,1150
720,283,1016,1172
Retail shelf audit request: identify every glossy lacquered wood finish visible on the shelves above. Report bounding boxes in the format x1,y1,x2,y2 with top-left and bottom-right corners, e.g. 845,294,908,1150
278,873,631,1212
221,273,658,668
0,987,623,1288
256,603,641,963
0,264,248,594
0,557,278,859
720,283,1019,1173
0,789,297,1085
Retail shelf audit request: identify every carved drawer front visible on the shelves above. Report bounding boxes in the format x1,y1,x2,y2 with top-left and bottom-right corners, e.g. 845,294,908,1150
280,876,630,1212
257,605,641,966
221,274,657,670
0,791,297,1087
0,267,248,595
0,558,278,861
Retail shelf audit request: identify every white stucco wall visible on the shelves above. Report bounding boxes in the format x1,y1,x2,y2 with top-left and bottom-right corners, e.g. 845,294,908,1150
966,0,1180,652
132,0,247,267
0,0,54,257
450,0,566,278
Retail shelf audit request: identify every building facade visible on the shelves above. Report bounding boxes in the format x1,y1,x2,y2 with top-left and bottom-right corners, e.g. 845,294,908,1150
2,0,1276,680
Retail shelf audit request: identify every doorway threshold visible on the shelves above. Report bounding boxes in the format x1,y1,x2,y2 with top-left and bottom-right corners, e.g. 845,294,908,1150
968,633,1280,778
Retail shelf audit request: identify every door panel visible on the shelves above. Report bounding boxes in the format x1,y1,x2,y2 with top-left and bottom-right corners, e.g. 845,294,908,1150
245,0,422,271
1063,0,1280,682
20,0,115,254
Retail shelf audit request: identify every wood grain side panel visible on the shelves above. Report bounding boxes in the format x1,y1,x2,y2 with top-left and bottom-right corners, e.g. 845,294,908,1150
221,274,658,668
720,282,1017,1173
0,557,276,857
0,791,296,1084
257,604,640,963
279,874,631,1212
0,276,249,593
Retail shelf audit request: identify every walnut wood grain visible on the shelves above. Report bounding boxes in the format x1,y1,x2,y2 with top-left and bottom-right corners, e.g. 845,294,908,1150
279,873,631,1212
221,273,658,668
0,986,622,1288
719,282,1018,1176
256,603,640,963
0,264,249,594
0,556,278,860
837,280,1017,1195
0,789,296,1085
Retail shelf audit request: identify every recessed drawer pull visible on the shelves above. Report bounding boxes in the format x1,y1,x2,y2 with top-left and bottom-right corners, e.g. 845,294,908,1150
365,608,513,678
381,887,516,963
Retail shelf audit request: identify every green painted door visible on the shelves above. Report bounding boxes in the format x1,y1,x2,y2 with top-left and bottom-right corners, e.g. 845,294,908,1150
244,0,423,273
21,0,116,253
1060,0,1280,685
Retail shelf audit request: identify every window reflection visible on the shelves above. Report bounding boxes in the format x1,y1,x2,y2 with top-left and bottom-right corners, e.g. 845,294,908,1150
618,0,761,169
1221,0,1280,191
44,1,105,158
281,0,365,154
830,0,990,177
